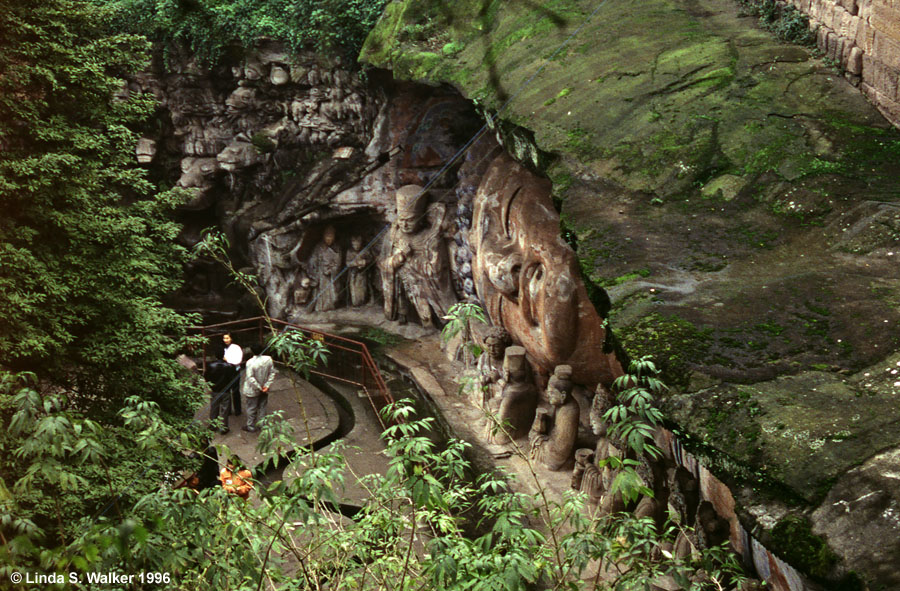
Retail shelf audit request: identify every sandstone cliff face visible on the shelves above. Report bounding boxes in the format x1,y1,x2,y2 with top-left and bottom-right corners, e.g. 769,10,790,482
360,0,900,586
140,41,622,389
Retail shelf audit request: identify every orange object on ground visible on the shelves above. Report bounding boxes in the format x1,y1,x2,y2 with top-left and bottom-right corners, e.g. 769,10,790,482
220,467,253,500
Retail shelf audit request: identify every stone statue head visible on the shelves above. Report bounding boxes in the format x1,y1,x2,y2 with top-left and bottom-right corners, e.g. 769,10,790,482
135,138,156,164
574,448,594,467
177,157,219,189
548,364,573,405
323,225,337,247
217,134,261,172
225,86,257,114
484,326,511,360
395,185,427,234
471,153,621,386
502,345,529,383
590,384,616,436
350,235,363,250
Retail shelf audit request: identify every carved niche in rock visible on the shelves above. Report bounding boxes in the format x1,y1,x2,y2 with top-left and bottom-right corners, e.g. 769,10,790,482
470,153,622,387
379,185,457,328
484,345,538,444
529,365,580,470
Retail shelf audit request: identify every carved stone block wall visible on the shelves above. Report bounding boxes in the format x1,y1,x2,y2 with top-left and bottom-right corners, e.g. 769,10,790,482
785,0,900,126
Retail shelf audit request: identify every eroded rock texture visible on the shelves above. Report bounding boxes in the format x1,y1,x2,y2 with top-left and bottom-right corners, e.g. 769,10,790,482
142,42,625,401
471,153,622,386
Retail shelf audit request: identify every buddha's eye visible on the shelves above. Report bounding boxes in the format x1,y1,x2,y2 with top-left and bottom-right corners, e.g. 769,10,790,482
504,187,522,238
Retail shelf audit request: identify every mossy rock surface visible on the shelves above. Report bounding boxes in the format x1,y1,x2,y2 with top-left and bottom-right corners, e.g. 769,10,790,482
665,354,900,503
362,1,900,570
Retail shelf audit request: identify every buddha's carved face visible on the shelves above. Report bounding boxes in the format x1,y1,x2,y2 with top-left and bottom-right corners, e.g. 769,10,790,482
485,336,505,360
471,154,620,386
472,155,578,371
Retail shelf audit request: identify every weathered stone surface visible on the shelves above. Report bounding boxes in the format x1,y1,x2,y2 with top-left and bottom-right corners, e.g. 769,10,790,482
361,0,900,585
666,354,900,503
811,445,900,589
470,152,622,386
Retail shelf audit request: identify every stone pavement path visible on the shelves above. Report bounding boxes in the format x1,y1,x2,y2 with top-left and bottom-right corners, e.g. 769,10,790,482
195,367,341,470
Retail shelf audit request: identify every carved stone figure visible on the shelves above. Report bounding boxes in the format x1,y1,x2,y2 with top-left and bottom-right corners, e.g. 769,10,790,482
293,269,314,308
529,365,580,470
471,153,622,386
135,138,156,164
347,235,372,307
379,185,456,328
571,448,604,510
590,384,617,461
217,134,262,172
177,157,219,190
485,346,538,444
307,225,343,312
270,65,289,85
547,363,574,405
477,326,511,405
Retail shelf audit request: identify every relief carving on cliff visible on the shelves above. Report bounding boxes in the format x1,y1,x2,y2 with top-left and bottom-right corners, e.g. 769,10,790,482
379,185,457,328
470,152,622,387
306,224,343,312
529,364,580,470
484,345,538,444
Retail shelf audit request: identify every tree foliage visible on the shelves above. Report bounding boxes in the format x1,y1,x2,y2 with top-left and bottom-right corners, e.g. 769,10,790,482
0,0,202,567
0,0,197,414
94,0,390,63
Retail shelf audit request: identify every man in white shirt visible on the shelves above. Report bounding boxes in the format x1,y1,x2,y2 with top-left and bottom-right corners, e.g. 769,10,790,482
241,343,276,433
222,332,243,415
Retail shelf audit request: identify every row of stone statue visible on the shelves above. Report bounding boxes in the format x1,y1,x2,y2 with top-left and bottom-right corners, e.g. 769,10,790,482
294,185,457,328
294,226,373,312
474,327,737,568
475,327,591,469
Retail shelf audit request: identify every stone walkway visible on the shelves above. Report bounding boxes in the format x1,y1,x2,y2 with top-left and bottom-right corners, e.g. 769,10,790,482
282,378,391,507
195,368,341,470
383,335,577,507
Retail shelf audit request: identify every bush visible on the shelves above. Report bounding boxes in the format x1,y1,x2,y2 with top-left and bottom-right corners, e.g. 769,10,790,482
94,0,390,63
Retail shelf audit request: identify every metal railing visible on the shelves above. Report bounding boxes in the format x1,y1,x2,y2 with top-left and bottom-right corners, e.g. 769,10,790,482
190,317,394,429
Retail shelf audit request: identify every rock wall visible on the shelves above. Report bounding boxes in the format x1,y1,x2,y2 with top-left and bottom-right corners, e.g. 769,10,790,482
789,0,900,126
359,0,900,586
136,42,621,390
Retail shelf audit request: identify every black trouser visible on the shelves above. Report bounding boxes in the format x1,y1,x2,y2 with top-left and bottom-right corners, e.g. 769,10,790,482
209,388,231,425
229,365,242,414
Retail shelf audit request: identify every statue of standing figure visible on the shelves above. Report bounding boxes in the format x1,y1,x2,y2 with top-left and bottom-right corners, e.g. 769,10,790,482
347,235,372,307
476,327,511,406
379,185,456,328
529,364,580,470
485,345,538,444
307,225,343,312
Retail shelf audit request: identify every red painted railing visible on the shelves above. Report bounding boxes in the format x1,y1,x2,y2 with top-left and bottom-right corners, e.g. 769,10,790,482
191,317,394,429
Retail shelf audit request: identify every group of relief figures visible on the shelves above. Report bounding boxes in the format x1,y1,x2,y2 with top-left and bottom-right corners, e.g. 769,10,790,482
293,226,373,312
475,327,734,564
293,182,733,569
293,185,456,329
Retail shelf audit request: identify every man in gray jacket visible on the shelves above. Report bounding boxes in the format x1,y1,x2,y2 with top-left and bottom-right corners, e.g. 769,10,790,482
241,343,277,433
